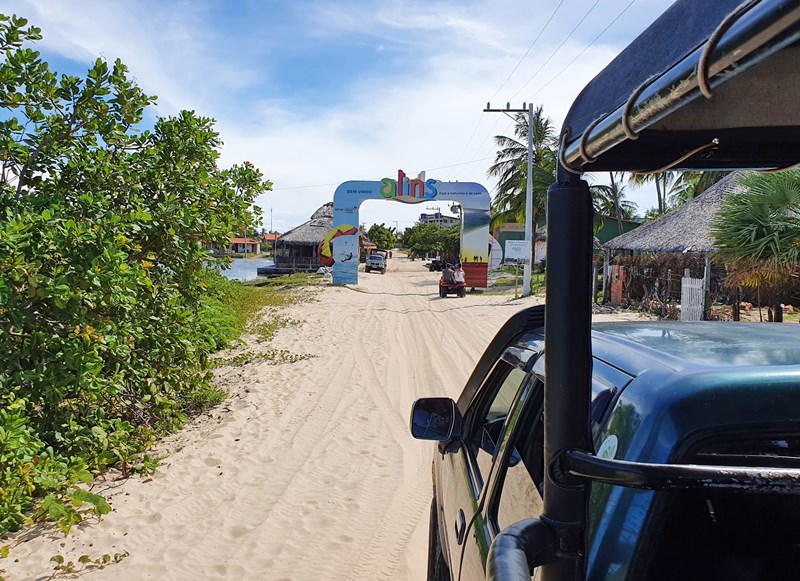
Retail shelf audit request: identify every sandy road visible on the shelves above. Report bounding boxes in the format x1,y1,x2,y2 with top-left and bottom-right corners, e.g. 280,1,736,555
2,255,633,581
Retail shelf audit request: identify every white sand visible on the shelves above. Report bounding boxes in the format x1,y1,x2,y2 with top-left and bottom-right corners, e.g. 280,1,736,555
1,255,643,580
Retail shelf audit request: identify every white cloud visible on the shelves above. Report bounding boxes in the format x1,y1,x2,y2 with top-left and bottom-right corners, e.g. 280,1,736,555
4,0,672,231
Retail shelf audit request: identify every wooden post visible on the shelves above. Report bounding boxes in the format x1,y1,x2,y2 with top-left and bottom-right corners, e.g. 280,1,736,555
602,249,611,303
592,260,599,303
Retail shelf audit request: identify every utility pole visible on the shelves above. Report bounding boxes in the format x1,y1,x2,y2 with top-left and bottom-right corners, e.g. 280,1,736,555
484,102,534,296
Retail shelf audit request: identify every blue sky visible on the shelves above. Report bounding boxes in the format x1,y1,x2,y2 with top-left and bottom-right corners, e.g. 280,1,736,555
5,0,673,232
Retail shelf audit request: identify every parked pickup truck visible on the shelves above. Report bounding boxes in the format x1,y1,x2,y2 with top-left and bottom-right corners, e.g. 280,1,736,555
364,253,386,274
411,306,800,581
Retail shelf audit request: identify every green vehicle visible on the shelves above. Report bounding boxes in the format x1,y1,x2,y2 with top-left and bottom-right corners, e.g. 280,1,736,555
411,1,800,579
412,310,800,580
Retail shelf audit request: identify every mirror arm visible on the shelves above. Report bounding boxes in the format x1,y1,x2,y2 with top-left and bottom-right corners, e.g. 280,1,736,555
486,518,556,581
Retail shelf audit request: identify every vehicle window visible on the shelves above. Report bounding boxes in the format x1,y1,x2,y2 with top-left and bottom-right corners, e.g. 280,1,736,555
470,364,529,487
494,383,544,531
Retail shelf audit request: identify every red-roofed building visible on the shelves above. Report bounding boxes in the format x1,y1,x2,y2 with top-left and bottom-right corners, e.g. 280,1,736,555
227,237,261,254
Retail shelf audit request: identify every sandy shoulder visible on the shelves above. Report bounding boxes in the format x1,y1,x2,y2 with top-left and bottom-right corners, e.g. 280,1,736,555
1,256,645,581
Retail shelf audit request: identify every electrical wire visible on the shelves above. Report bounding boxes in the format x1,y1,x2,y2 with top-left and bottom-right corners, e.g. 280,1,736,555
509,0,602,101
447,0,567,179
487,0,567,104
526,0,638,103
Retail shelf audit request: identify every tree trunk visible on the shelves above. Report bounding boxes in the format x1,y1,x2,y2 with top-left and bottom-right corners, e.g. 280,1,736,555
609,172,623,235
655,176,664,215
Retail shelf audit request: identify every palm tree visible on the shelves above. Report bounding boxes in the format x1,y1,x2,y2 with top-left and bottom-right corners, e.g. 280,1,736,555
589,172,638,234
628,171,690,215
629,171,731,214
674,171,731,205
711,171,800,322
488,106,557,249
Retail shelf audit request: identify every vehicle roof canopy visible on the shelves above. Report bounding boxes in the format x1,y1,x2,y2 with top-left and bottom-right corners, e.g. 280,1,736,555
560,0,800,173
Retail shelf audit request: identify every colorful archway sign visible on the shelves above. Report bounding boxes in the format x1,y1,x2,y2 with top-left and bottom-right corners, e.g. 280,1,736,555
326,170,491,287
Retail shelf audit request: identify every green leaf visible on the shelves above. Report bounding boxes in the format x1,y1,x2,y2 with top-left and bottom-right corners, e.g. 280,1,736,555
41,208,52,220
50,555,65,564
71,490,111,515
78,555,92,564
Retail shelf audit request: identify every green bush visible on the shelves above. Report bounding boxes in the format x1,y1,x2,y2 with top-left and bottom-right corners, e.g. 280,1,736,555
0,14,270,535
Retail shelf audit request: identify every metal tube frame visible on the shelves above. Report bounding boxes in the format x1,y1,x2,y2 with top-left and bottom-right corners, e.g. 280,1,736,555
562,0,800,172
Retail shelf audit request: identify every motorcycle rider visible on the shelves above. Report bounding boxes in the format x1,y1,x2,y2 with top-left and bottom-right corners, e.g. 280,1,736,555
453,262,465,284
442,263,455,285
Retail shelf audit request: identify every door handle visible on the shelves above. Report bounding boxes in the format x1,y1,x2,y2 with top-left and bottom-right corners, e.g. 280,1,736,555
455,509,467,545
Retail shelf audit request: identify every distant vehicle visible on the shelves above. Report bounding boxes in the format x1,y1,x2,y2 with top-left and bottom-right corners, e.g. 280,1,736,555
364,253,386,274
427,259,445,272
438,276,466,298
411,308,800,581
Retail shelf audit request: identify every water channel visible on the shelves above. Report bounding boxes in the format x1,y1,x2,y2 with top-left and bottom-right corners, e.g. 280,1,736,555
216,257,275,281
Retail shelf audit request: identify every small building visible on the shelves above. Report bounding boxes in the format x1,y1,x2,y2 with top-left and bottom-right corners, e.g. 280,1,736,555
419,212,459,227
261,233,279,250
601,172,744,311
492,222,547,265
228,237,261,254
603,172,744,255
274,203,333,271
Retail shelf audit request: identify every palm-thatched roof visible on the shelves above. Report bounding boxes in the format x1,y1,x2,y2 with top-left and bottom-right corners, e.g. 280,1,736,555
277,203,333,245
603,172,746,253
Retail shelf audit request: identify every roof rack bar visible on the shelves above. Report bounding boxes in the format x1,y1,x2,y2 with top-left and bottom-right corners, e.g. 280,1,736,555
563,449,800,493
562,0,800,171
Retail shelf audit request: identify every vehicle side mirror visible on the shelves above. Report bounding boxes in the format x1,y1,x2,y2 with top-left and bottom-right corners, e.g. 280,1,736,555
409,397,462,441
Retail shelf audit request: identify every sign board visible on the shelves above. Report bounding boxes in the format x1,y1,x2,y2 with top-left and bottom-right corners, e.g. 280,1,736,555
504,240,531,265
329,171,491,287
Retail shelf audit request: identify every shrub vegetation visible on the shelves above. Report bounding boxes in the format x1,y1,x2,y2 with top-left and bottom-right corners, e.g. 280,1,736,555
0,14,270,535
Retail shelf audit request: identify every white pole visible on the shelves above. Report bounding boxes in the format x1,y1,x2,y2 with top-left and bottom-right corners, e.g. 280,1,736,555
523,103,533,296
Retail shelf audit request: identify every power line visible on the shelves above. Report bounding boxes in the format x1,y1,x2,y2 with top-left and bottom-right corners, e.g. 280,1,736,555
450,108,515,182
448,0,566,180
272,182,340,191
487,0,567,103
509,0,602,101
526,0,638,103
453,1,605,182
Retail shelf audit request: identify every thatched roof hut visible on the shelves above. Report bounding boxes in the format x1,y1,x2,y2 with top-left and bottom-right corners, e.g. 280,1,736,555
603,172,745,253
277,203,333,246
274,203,333,270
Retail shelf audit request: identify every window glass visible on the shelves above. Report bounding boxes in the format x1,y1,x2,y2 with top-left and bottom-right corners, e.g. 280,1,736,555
471,365,528,484
496,400,544,530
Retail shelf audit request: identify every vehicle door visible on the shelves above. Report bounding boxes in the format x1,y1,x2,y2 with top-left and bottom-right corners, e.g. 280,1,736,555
437,354,533,580
458,364,545,581
458,354,627,581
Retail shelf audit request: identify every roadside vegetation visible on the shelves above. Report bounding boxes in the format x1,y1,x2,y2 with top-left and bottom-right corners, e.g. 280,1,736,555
0,14,271,541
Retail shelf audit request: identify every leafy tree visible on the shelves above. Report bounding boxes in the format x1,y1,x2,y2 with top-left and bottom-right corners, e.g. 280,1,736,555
589,172,638,233
366,223,396,251
441,225,460,259
0,13,269,533
487,106,556,246
628,171,691,216
402,222,456,258
710,172,800,321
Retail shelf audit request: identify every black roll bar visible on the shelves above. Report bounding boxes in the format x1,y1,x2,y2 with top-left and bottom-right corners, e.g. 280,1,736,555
541,174,594,581
561,450,800,493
